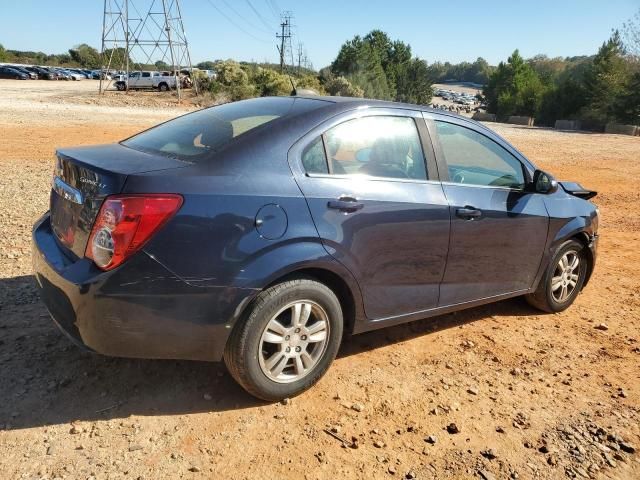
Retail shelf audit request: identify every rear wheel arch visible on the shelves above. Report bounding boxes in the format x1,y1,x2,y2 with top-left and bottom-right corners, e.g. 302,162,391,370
263,268,357,335
230,266,359,340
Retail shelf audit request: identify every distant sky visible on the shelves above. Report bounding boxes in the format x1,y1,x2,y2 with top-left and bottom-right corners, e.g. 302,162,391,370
1,0,638,67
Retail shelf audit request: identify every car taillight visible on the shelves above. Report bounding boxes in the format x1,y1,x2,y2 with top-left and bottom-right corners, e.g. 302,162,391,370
85,194,183,271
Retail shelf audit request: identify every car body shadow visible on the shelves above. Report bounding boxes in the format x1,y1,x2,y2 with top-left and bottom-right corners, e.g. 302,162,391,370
0,274,540,431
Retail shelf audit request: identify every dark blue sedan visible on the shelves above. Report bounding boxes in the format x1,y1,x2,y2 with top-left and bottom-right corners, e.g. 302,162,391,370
32,96,598,400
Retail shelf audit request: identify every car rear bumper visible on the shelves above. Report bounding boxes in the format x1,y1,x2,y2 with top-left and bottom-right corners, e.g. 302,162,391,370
32,213,255,361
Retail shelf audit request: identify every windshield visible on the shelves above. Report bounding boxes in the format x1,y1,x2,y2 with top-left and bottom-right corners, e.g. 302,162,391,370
122,97,328,162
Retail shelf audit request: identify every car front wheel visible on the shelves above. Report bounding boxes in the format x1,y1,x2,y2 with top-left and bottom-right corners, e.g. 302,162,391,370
526,239,588,313
224,278,343,401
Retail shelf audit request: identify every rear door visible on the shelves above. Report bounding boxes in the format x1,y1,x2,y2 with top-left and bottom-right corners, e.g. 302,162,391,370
289,109,450,320
427,115,549,305
141,71,152,87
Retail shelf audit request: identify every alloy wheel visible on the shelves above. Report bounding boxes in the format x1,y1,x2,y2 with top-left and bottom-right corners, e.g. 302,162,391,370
551,250,581,302
258,300,330,384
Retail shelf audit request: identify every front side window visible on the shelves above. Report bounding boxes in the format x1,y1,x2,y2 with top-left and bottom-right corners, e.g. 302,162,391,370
435,121,525,189
310,116,427,180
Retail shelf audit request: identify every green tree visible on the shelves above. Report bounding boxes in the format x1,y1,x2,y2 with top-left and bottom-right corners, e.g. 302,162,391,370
0,44,8,62
615,70,640,124
196,61,217,70
467,57,492,84
348,42,392,99
395,58,433,105
484,49,545,117
537,77,587,125
582,31,630,125
331,35,364,77
102,47,131,68
155,60,171,70
68,44,100,68
528,55,567,86
331,30,427,102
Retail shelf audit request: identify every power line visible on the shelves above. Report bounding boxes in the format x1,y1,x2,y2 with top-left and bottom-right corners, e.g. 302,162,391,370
265,0,280,19
204,0,272,44
244,0,276,33
218,0,273,36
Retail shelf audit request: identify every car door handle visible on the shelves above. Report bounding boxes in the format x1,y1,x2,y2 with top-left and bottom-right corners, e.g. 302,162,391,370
328,196,363,213
456,206,482,220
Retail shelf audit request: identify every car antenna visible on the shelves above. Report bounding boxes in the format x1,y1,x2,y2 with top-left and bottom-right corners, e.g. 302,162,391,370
288,73,297,96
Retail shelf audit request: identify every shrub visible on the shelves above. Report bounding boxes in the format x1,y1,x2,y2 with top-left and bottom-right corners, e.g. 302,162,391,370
324,76,364,97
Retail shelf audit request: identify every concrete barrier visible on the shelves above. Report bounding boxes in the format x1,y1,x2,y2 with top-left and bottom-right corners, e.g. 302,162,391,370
472,112,496,122
555,119,582,131
507,116,534,126
605,123,639,136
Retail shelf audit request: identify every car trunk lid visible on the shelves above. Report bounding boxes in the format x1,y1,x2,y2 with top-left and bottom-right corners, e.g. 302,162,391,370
50,143,188,259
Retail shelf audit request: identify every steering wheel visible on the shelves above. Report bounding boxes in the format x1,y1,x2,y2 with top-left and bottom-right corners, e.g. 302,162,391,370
452,171,465,183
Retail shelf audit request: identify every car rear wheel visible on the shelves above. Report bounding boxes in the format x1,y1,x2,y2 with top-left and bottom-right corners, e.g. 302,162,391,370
158,83,169,92
224,278,343,401
526,239,588,313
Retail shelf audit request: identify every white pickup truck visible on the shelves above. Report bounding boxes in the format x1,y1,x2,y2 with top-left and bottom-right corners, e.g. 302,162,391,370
114,71,178,91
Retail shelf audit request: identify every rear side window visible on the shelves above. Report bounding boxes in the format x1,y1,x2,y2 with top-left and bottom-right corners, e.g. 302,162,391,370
302,137,329,174
123,97,328,162
301,116,427,180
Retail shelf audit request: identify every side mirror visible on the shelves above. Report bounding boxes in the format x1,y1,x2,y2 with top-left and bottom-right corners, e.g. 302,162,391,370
532,170,559,194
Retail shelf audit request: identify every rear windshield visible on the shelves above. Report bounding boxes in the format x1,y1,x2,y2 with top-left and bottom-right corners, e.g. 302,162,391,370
122,97,328,162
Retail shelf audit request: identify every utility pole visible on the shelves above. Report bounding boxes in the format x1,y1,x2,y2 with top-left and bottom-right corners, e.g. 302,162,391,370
297,42,303,73
276,12,293,72
99,0,197,100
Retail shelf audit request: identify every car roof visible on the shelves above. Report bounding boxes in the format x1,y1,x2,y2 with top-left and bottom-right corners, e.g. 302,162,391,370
292,94,486,130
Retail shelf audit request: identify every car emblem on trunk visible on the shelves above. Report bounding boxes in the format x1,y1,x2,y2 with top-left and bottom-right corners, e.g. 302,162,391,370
79,177,106,189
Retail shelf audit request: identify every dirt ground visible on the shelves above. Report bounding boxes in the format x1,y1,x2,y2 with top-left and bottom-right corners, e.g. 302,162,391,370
0,81,639,480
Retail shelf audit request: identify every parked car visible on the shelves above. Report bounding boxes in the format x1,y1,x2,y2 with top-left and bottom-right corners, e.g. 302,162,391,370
8,65,37,79
61,69,84,81
51,68,71,80
114,70,177,91
24,66,56,80
0,66,29,80
32,96,599,401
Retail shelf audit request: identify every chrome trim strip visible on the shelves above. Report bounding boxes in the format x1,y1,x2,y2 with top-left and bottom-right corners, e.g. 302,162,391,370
52,176,83,204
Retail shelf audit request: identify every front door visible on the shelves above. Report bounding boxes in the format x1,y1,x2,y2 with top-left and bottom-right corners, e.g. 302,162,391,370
429,118,549,305
290,110,450,320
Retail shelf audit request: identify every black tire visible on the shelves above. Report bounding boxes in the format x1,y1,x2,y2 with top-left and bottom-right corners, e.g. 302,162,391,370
224,278,343,401
158,82,169,92
116,82,125,91
526,239,588,313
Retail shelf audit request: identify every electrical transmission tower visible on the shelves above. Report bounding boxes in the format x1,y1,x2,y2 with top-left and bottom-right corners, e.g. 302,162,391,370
99,0,197,99
276,11,293,72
